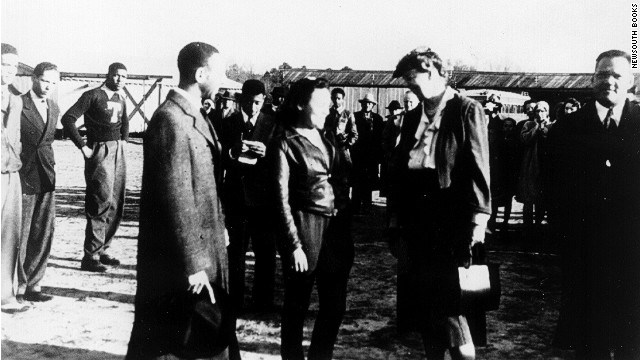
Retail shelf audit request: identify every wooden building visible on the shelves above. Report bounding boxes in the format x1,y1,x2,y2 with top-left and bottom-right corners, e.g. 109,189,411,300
280,68,640,118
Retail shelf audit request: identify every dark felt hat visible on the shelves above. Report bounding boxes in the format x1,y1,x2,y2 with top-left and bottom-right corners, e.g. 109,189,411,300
160,283,233,358
271,86,287,97
220,90,235,101
386,100,403,110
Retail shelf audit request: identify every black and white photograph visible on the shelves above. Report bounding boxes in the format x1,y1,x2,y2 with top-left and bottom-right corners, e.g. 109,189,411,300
1,0,639,359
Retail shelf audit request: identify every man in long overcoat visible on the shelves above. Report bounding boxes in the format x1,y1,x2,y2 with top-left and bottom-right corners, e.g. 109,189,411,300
126,42,232,360
551,49,640,359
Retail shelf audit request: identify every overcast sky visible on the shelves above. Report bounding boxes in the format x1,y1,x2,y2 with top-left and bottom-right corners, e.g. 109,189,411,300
2,0,634,83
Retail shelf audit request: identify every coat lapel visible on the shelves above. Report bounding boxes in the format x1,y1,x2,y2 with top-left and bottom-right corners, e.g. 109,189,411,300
168,90,217,148
45,99,58,138
22,95,46,133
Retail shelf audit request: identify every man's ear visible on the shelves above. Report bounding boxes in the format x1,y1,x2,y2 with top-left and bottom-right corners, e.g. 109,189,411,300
194,67,205,84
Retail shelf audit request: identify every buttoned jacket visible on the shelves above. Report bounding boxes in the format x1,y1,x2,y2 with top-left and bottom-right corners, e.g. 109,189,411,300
19,93,59,194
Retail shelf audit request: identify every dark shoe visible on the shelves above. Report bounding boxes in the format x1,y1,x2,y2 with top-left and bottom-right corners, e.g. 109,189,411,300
15,294,24,303
81,258,107,272
23,292,54,302
99,254,121,266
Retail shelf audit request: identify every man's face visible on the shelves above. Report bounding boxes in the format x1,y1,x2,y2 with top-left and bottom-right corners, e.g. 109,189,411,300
1,53,19,86
331,93,345,109
222,99,233,110
402,63,446,100
592,56,633,107
198,54,224,99
32,69,60,99
273,96,285,107
563,103,578,115
503,120,516,133
404,92,419,111
524,103,536,120
534,103,549,122
391,108,403,116
241,93,265,118
361,101,374,112
106,68,127,92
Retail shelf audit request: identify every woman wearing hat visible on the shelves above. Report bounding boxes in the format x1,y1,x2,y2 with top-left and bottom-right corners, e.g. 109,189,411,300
388,47,491,360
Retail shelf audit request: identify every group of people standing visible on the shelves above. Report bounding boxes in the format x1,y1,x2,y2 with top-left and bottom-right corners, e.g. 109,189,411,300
2,39,639,360
2,43,129,314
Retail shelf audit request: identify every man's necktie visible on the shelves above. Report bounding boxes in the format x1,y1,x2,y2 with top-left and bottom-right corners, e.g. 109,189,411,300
604,107,617,132
245,120,254,136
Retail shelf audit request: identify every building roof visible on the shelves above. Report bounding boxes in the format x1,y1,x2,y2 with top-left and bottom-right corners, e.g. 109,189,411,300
281,68,640,91
17,62,171,81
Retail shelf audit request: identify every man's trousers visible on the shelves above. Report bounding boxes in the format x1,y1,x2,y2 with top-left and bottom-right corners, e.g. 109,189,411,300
1,172,22,302
18,191,55,293
83,140,126,259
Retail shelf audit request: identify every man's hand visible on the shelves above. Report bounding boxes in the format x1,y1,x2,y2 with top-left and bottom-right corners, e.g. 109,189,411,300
81,145,93,159
230,141,249,159
292,248,308,272
244,140,266,158
188,270,216,304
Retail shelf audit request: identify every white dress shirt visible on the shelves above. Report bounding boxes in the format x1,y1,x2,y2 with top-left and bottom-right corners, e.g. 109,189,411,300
595,99,625,127
30,90,48,123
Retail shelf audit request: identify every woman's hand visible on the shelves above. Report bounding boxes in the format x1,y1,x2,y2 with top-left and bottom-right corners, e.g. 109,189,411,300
292,247,308,272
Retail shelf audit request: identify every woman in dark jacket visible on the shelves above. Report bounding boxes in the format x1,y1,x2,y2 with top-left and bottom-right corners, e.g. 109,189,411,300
389,48,491,360
272,77,350,360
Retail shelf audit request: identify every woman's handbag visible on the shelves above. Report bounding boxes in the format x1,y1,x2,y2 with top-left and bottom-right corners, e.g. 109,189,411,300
457,243,501,311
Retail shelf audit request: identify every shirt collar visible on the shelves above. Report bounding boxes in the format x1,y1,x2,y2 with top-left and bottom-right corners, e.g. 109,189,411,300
29,90,47,106
173,87,204,111
101,84,124,100
241,109,258,125
595,99,625,126
422,87,455,128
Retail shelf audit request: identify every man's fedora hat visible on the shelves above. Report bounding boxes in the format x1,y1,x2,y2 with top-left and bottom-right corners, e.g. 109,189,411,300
220,90,235,101
160,283,233,358
358,93,377,105
386,100,403,110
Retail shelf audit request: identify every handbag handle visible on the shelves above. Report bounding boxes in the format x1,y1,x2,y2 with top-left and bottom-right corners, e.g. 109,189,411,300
471,242,486,265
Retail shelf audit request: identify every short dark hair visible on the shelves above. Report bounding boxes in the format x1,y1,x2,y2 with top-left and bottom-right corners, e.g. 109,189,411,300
595,49,631,66
177,42,219,83
1,43,18,56
241,79,266,99
523,99,536,109
279,77,330,126
393,47,447,78
503,117,516,126
107,62,127,75
331,88,345,98
33,62,58,77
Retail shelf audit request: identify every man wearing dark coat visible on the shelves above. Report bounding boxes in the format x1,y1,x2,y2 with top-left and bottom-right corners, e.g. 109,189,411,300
351,93,384,212
126,42,232,360
17,62,60,302
219,79,279,311
551,49,640,359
